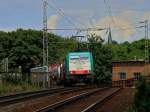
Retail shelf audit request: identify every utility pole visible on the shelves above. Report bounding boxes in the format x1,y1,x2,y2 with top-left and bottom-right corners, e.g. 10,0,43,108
43,0,49,88
140,20,149,76
43,0,48,66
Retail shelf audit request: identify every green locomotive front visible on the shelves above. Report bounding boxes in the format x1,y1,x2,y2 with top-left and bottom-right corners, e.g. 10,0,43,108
64,52,94,85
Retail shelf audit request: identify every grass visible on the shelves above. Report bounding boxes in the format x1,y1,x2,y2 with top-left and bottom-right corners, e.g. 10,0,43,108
0,82,42,95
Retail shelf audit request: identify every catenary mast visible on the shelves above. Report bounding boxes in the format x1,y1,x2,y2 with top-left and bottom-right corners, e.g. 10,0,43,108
43,0,48,66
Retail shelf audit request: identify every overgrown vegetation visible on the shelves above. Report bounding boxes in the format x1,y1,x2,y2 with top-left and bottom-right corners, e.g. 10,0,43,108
0,82,41,95
132,78,150,112
0,72,42,95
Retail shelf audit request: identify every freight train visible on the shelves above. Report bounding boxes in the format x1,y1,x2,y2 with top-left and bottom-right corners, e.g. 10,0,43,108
31,52,94,86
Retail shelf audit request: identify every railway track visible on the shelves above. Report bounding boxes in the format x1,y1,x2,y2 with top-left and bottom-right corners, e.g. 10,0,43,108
93,88,134,112
81,88,122,112
0,86,89,107
34,87,119,112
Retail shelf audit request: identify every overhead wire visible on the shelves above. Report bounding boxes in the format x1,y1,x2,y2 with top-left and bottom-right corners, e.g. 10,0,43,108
107,0,118,28
48,1,94,40
103,0,110,28
48,3,78,28
104,0,118,30
103,0,144,37
45,25,145,32
48,1,88,29
48,0,111,38
47,0,144,39
114,26,145,31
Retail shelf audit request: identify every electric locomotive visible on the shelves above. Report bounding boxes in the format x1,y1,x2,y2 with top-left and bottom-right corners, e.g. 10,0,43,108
59,52,94,86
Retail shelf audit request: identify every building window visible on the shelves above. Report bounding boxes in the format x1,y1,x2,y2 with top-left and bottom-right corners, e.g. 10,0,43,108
134,72,141,80
119,72,126,80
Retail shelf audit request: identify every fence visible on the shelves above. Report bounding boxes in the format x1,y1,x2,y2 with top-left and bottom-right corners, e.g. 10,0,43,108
112,78,134,88
112,76,150,88
0,72,29,84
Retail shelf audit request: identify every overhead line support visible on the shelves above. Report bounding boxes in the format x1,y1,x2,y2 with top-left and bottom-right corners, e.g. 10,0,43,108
140,20,149,76
43,0,48,66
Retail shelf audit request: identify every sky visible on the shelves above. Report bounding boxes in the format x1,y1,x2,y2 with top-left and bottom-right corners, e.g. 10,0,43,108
0,0,150,42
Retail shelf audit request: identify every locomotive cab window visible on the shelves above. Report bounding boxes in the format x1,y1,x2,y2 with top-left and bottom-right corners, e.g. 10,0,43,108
119,72,126,80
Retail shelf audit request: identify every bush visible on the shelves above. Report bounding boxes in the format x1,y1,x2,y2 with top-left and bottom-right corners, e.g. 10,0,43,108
133,78,150,112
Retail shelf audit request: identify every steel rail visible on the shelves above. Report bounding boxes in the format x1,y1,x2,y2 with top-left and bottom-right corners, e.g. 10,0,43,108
81,88,122,112
0,86,87,106
34,87,108,112
0,88,63,100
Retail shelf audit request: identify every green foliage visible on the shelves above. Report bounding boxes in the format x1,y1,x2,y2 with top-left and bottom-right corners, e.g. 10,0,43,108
88,34,112,86
133,78,150,112
0,29,77,73
0,29,43,72
110,39,146,61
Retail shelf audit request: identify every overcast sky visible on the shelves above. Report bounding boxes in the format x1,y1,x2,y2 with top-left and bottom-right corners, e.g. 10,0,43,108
0,0,150,42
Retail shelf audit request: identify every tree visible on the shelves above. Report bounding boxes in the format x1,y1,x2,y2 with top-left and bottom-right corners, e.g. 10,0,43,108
134,78,150,112
88,34,112,86
110,39,147,61
0,29,77,74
